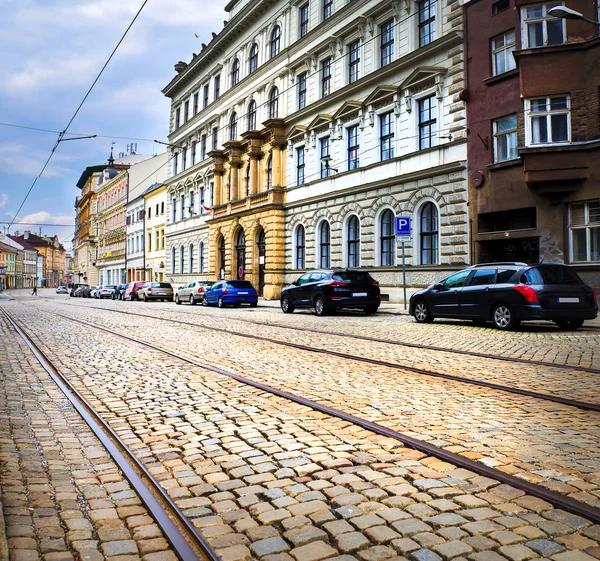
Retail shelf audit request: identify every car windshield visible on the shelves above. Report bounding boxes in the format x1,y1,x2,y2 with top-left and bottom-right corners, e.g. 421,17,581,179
153,282,172,288
522,266,582,285
105,285,117,289
332,271,374,282
227,281,253,288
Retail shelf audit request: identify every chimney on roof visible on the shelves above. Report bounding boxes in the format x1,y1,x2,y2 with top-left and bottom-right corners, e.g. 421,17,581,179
24,230,30,240
174,61,188,73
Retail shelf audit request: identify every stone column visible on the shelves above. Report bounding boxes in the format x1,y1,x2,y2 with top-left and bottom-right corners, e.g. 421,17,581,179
249,156,259,195
231,165,240,201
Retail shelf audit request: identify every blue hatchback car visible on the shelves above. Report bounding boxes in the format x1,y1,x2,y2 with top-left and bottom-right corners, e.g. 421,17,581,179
202,280,258,308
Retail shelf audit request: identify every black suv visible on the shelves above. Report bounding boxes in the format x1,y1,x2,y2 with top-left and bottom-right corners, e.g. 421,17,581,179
280,269,381,316
409,263,597,330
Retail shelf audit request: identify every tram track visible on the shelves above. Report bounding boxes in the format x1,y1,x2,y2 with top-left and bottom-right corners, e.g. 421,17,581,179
1,307,219,561
7,303,600,526
58,300,600,412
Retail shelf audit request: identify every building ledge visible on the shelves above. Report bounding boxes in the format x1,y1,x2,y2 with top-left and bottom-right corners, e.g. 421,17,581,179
210,188,285,220
486,157,522,171
482,68,519,86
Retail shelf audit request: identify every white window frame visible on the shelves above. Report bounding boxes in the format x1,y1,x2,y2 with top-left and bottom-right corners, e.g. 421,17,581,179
293,224,307,269
493,114,519,162
569,201,600,263
413,198,440,266
521,2,566,48
344,214,361,268
376,207,397,267
409,87,440,152
315,219,331,268
524,95,570,147
491,30,516,76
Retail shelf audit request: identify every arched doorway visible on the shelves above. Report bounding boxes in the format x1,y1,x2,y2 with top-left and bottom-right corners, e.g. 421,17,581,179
257,228,266,296
218,235,225,280
236,229,246,279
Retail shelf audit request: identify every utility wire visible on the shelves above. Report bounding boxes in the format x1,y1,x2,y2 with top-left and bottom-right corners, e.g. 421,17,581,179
7,0,149,230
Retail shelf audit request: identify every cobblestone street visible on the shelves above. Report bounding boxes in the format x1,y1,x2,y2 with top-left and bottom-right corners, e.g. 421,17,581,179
1,290,600,561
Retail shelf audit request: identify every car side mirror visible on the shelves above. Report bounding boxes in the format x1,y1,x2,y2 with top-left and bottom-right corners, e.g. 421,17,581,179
293,280,300,286
434,283,444,292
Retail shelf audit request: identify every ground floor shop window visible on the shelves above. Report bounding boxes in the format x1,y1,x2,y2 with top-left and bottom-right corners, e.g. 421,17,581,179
570,201,600,262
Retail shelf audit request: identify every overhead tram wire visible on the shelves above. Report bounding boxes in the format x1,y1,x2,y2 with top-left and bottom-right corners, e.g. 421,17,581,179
7,0,149,231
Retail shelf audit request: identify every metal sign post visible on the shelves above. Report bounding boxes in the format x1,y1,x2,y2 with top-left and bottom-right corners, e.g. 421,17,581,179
395,217,412,310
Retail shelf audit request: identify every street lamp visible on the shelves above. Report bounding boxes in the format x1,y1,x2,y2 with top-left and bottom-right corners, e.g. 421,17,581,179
548,6,600,24
320,155,338,174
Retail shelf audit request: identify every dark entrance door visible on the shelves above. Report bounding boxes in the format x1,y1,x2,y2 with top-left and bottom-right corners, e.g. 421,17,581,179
236,229,246,280
257,229,266,296
218,237,225,280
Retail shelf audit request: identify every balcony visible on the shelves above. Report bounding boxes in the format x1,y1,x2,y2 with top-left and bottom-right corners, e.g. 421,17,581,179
211,188,285,220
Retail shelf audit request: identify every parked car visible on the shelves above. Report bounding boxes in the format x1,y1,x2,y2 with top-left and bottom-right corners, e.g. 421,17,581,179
56,286,68,294
280,269,380,316
175,280,214,305
72,284,88,297
112,284,128,300
139,282,174,302
203,280,258,308
83,286,97,298
409,263,598,330
95,285,117,299
124,281,147,301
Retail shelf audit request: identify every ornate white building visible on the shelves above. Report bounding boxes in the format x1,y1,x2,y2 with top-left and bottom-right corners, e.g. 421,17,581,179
162,0,468,301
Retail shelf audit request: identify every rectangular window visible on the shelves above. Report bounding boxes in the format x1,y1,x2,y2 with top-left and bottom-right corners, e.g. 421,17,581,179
298,72,307,109
493,115,518,162
212,127,218,150
419,0,436,47
349,40,360,84
214,75,220,100
527,95,569,145
184,101,189,122
419,95,437,150
569,201,600,262
203,85,209,108
524,3,565,48
296,146,305,185
323,0,333,20
380,20,394,67
172,199,176,222
156,232,159,251
148,207,151,219
156,204,159,215
191,141,196,166
182,148,187,171
320,136,331,178
161,202,164,214
180,195,185,220
173,152,178,175
321,58,331,97
193,93,199,115
348,126,359,170
175,108,181,129
380,112,394,161
201,134,207,160
190,191,195,215
300,3,309,37
492,30,516,75
200,186,205,214
492,0,510,14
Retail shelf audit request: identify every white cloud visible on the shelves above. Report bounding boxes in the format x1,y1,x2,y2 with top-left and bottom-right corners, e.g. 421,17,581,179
0,194,8,209
0,143,72,178
16,211,74,227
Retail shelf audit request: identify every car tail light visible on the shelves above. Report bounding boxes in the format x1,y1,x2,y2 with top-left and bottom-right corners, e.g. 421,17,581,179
222,289,230,294
513,284,538,303
330,296,341,300
147,288,152,293
198,287,204,293
326,281,348,287
369,280,379,286
251,289,257,295
592,288,597,303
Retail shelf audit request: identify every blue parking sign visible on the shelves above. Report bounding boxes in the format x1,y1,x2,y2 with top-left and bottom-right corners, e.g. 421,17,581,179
395,216,411,237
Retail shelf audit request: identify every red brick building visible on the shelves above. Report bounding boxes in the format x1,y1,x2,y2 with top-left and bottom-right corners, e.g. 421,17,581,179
464,0,600,290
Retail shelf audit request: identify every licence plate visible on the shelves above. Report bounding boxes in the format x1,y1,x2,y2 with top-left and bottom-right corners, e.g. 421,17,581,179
238,291,248,295
557,297,579,303
353,292,367,297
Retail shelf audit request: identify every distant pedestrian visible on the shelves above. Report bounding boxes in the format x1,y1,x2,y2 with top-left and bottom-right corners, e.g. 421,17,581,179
32,286,37,296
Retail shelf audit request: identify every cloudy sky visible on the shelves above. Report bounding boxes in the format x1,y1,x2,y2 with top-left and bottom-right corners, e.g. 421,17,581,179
0,0,228,249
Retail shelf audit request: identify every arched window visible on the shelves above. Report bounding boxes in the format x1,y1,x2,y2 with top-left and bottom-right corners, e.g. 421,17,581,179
268,87,279,119
199,242,205,273
420,202,439,265
236,229,246,279
295,225,305,269
270,26,281,58
245,164,251,197
267,156,273,189
229,112,238,141
380,209,395,266
179,246,184,274
189,244,194,273
171,247,175,274
231,58,239,87
319,221,330,268
247,100,257,131
249,43,258,74
219,236,225,278
347,215,360,267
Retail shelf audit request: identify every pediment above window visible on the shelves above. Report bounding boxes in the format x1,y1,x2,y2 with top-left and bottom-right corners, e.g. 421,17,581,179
306,113,333,132
286,125,307,143
400,66,446,94
333,101,363,122
364,86,397,108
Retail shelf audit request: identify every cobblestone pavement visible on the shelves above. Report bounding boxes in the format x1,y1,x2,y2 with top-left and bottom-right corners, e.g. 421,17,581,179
2,296,600,561
23,296,600,508
0,311,177,561
58,298,600,405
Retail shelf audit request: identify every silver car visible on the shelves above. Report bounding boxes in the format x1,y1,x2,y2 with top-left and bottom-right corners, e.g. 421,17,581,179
139,282,174,302
175,280,214,305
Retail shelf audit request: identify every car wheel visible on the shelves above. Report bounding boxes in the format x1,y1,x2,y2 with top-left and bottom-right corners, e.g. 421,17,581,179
190,295,196,306
218,297,224,308
492,303,520,330
175,295,181,305
281,295,294,314
202,296,208,307
364,304,379,315
314,296,329,317
143,294,148,302
413,301,433,323
250,302,257,308
555,319,584,330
